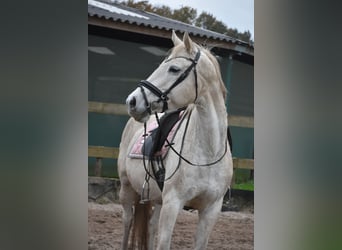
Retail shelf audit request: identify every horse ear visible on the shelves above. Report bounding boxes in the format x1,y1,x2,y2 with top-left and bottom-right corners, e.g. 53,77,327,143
171,30,182,46
183,32,194,53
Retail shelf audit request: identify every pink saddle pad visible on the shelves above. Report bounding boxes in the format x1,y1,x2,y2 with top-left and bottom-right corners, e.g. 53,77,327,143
128,112,184,159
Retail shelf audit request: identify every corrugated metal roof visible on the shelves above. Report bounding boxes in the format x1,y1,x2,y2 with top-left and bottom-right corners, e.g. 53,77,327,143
88,0,253,49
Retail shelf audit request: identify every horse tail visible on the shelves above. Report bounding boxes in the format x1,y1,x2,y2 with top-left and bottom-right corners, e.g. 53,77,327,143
130,201,152,250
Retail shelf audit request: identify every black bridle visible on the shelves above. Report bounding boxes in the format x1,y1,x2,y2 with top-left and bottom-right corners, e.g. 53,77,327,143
138,50,201,113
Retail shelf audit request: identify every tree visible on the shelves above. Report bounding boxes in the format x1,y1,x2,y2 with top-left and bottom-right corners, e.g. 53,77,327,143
238,30,252,43
195,12,228,35
152,5,173,19
121,0,153,12
226,28,239,39
172,6,197,25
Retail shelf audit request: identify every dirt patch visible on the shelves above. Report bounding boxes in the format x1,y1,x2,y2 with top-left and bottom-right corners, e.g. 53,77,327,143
88,202,253,250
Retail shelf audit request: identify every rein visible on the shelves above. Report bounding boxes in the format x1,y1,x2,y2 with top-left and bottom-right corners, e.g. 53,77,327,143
157,109,228,167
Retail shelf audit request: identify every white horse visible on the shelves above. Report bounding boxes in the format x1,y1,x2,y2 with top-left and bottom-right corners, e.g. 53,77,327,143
118,30,233,250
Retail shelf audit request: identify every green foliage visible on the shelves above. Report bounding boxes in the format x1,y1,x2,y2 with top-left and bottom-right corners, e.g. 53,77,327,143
232,169,254,191
118,0,253,43
195,12,228,35
233,179,254,191
123,0,153,11
172,6,197,24
152,5,173,18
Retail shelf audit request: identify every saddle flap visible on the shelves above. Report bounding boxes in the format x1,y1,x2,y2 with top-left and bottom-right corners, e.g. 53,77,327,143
141,128,156,157
142,109,183,158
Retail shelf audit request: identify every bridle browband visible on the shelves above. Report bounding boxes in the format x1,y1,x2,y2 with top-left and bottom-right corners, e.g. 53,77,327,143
138,49,201,113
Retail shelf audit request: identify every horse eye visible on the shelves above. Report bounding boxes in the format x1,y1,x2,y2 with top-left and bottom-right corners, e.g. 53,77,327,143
168,65,181,73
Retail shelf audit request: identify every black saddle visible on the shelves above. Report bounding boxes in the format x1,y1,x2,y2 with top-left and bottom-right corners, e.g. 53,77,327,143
142,108,184,159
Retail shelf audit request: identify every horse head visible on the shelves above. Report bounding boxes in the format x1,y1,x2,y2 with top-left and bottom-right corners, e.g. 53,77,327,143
126,30,225,123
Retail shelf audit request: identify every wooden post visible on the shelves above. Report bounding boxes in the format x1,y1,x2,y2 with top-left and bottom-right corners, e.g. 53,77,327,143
94,157,102,177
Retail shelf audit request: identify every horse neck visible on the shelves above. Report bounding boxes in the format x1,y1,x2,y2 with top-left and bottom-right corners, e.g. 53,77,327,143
186,85,227,158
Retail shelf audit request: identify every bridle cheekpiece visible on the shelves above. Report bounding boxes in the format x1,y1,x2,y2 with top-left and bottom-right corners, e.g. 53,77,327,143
138,49,201,113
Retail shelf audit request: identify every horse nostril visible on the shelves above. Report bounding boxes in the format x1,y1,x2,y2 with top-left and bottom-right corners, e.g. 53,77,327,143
129,97,136,108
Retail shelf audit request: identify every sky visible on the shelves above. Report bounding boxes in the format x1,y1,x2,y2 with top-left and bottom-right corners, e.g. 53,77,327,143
146,0,254,39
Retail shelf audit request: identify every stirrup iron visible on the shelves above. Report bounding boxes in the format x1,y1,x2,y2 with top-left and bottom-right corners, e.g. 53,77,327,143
140,179,150,204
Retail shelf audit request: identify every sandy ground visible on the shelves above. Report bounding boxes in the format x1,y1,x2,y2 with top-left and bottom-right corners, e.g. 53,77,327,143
88,202,253,250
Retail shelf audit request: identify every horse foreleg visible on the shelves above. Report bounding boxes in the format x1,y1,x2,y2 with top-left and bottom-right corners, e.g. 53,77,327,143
120,203,134,250
156,197,183,250
119,178,137,250
148,204,161,250
194,198,223,250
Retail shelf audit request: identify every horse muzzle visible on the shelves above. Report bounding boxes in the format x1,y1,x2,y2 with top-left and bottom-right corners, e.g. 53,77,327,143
126,96,148,122
126,90,162,123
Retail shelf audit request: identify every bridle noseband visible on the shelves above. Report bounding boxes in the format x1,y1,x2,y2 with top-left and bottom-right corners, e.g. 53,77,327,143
138,50,201,113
